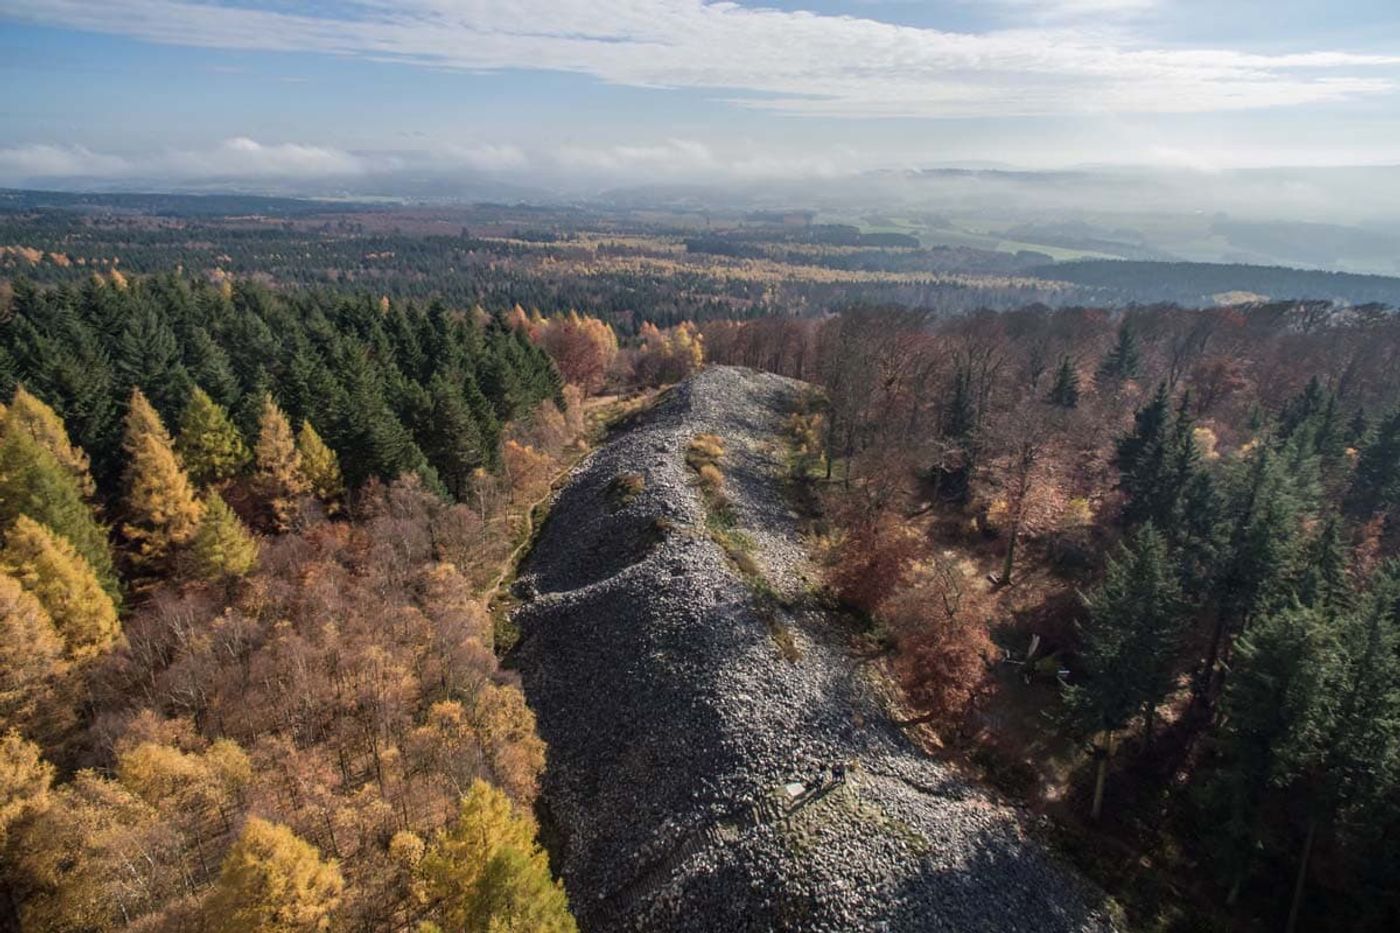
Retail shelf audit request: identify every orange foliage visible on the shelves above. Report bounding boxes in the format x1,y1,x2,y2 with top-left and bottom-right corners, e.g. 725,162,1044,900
884,564,994,731
532,311,618,395
826,517,921,617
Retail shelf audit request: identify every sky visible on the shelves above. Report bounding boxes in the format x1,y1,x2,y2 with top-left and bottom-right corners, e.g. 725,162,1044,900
1,1,1399,191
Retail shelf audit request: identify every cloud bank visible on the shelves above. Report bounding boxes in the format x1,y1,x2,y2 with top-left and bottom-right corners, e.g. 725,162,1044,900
4,0,1397,119
0,136,865,187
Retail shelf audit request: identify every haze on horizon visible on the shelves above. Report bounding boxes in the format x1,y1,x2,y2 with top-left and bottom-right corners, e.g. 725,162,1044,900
2,0,1399,220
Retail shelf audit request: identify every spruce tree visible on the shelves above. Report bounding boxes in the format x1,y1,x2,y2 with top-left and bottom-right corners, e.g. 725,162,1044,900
0,515,119,661
120,387,204,569
1298,513,1351,611
1098,319,1141,382
184,327,240,409
188,491,259,580
254,394,309,532
1278,376,1326,441
296,421,344,509
1206,602,1333,907
421,374,488,501
114,304,192,421
1065,524,1184,818
936,366,977,504
1047,356,1079,408
1115,383,1204,531
0,427,118,599
176,386,250,487
1349,407,1400,517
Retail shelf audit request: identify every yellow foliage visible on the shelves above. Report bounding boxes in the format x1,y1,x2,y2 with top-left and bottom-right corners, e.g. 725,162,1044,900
117,739,250,817
0,730,53,847
122,388,204,566
0,572,64,734
296,421,344,508
5,386,96,497
176,386,250,487
189,491,259,580
389,830,425,868
12,770,164,932
697,463,725,492
637,321,705,385
417,780,574,933
254,394,309,531
206,817,343,933
1,515,119,661
686,433,725,468
1061,497,1095,529
1193,425,1220,461
467,683,547,804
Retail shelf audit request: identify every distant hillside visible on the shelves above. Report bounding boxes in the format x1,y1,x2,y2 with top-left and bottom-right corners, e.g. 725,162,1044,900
1037,259,1400,307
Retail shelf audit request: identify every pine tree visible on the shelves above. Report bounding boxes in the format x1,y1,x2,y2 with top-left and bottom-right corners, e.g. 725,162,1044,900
176,386,250,487
0,572,64,735
1047,356,1079,408
188,491,259,580
1098,319,1142,382
418,780,575,932
1065,524,1184,818
296,421,344,509
121,388,204,568
254,394,309,531
0,515,119,661
205,817,343,933
0,427,118,599
4,387,96,498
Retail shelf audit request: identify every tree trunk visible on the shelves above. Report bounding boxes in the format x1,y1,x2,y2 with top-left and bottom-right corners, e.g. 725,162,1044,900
1000,518,1019,586
1285,814,1318,933
1091,730,1113,821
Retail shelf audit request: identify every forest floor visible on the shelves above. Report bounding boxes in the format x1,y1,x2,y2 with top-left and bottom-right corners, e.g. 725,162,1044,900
509,366,1123,932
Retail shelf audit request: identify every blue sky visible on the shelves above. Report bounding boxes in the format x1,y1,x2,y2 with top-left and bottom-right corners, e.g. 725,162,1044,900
1,1,1398,188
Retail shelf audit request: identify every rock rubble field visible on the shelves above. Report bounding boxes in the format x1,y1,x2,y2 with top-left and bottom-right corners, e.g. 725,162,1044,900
512,366,1118,932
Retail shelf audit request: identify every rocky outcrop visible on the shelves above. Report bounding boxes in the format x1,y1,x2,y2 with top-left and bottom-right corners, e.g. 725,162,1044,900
512,366,1117,932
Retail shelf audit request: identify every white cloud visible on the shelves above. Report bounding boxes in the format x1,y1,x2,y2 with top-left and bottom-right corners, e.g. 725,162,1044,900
2,0,1396,119
0,138,372,182
163,137,370,177
0,144,131,178
0,135,869,186
438,143,529,172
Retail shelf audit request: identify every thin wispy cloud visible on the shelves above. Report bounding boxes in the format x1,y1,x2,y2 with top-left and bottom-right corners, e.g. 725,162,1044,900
4,0,1397,118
